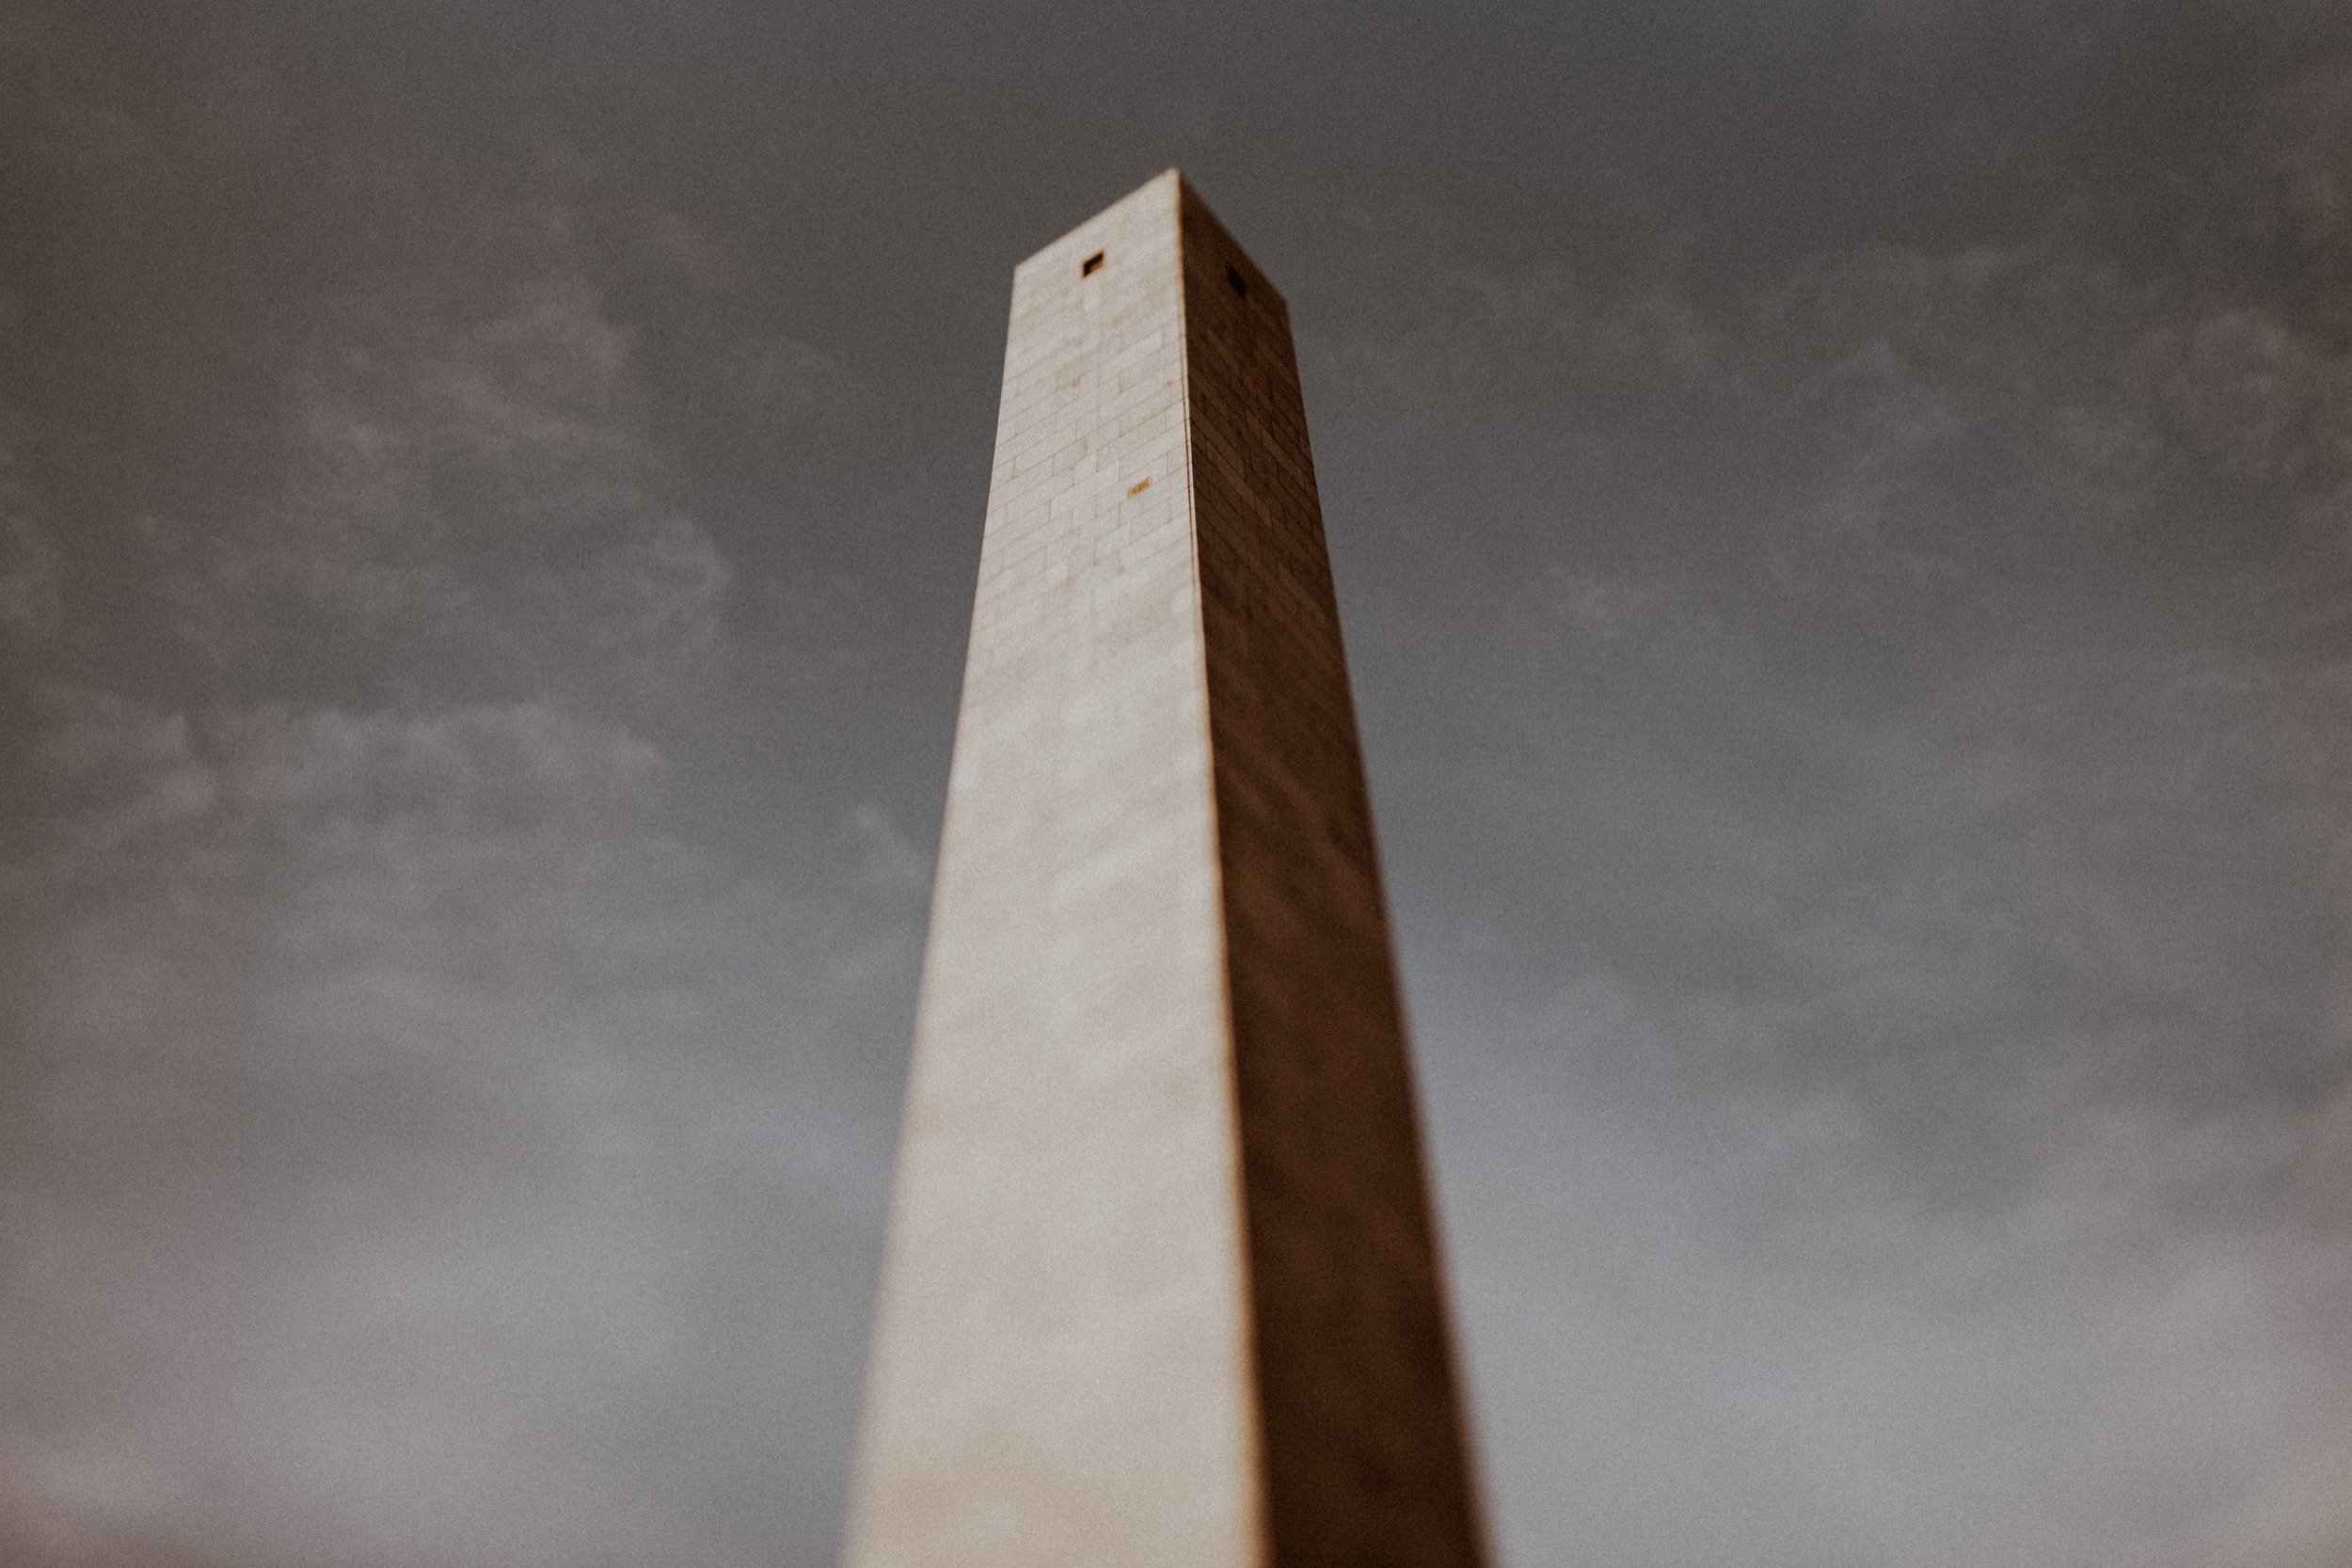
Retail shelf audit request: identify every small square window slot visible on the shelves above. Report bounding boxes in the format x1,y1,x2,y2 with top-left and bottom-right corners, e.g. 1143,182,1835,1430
1081,251,1105,277
1225,263,1248,298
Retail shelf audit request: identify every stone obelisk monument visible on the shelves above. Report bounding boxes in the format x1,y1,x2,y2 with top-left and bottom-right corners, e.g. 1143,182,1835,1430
842,171,1485,1568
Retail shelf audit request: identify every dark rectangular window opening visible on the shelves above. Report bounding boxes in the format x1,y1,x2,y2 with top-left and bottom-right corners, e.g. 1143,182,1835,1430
1225,263,1248,298
1081,250,1105,277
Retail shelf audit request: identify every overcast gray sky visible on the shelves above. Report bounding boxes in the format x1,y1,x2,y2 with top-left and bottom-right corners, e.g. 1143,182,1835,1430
5,3,2350,1564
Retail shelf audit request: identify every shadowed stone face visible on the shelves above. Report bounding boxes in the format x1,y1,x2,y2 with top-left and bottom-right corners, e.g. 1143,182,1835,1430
840,172,1484,1567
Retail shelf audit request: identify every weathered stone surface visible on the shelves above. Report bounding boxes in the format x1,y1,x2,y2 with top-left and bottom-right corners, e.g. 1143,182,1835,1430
842,170,1484,1568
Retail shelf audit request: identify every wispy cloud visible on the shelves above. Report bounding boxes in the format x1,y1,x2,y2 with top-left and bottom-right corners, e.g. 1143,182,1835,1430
154,194,734,705
0,70,899,1564
3,682,898,1568
0,430,64,650
8,6,2351,1566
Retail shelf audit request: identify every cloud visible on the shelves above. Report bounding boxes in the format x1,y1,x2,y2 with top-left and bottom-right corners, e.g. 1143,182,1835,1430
723,335,857,429
846,802,928,900
1309,49,2352,606
153,191,734,705
9,7,2351,1566
1391,573,2352,1565
1,685,896,1568
1437,1022,2352,1568
0,325,63,652
0,59,919,1556
0,508,65,651
2150,305,2352,499
2248,54,2352,284
1410,606,2352,1563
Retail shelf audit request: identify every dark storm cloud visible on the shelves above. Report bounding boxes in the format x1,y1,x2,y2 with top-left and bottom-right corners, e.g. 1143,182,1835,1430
3,2,2348,1565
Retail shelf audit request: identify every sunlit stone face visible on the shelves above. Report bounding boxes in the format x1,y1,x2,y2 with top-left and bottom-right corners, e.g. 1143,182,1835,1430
841,172,1483,1568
